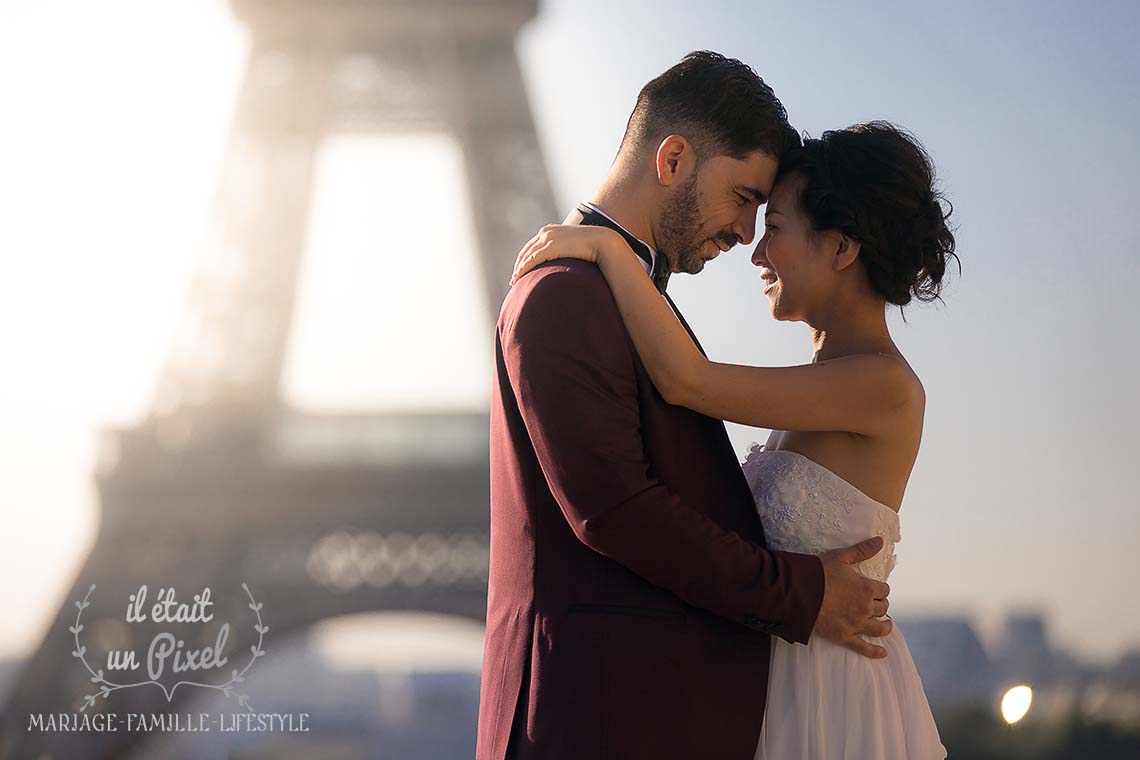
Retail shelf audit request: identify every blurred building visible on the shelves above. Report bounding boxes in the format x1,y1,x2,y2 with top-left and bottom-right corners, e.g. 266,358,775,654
902,611,1140,730
992,611,1077,686
896,615,993,707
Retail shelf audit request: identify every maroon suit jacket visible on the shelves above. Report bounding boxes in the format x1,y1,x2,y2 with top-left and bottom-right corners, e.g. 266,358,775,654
476,234,825,760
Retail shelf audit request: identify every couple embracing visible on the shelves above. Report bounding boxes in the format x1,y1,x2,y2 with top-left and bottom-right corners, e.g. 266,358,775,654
477,50,956,760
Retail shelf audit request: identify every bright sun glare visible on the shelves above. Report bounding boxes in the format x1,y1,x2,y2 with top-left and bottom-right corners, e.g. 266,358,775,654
1000,684,1033,725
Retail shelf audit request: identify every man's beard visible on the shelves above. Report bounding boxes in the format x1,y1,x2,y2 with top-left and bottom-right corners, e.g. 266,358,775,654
655,171,708,275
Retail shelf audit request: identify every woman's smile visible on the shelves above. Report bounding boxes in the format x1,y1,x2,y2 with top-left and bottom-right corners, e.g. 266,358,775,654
760,267,779,294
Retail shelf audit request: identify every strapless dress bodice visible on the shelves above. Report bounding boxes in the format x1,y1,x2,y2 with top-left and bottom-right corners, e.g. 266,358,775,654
742,444,901,582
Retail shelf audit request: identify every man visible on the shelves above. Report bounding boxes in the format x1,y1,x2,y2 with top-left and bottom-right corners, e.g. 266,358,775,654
477,51,891,760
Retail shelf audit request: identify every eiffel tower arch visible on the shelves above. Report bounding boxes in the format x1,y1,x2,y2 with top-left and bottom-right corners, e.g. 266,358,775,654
2,1,556,757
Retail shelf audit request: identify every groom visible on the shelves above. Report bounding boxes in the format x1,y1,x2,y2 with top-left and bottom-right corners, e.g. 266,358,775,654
477,52,892,760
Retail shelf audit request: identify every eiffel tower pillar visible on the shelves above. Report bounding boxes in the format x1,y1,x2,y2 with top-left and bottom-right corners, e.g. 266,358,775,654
1,2,556,758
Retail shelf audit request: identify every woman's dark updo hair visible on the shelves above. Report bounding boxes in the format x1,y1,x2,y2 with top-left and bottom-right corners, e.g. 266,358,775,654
775,121,958,307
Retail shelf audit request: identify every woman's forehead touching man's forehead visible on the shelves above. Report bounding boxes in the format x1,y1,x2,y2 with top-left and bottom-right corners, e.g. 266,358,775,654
731,149,780,202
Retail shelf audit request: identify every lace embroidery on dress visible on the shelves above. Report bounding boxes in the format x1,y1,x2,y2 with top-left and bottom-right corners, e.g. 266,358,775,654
742,441,901,582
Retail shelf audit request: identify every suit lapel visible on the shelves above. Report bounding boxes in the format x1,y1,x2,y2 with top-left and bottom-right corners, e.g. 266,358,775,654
663,292,707,359
566,203,708,360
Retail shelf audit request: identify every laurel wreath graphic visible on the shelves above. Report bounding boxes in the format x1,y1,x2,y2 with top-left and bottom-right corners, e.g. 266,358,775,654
70,582,267,714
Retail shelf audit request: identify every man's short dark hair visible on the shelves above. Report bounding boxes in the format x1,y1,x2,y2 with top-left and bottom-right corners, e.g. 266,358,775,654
619,50,800,163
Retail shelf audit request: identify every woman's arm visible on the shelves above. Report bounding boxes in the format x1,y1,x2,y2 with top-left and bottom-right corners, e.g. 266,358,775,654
511,224,923,435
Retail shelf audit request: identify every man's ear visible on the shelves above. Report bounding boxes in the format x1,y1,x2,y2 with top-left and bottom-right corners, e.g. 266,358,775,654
655,134,694,188
833,234,861,271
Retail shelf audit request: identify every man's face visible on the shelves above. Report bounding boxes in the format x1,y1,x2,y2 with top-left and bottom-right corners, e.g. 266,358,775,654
654,149,779,275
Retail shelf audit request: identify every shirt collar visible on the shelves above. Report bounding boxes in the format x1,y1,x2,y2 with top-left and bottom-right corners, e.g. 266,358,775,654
581,202,657,276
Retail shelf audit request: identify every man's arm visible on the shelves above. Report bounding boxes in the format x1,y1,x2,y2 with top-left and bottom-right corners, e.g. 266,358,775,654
503,262,824,644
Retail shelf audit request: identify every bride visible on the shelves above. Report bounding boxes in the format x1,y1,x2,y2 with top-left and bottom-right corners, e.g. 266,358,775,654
510,121,956,759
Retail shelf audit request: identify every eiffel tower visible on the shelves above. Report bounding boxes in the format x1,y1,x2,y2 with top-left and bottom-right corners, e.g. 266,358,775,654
1,1,555,757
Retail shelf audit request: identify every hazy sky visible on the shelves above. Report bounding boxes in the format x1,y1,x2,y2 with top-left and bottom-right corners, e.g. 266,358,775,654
1,1,1137,664
517,0,1140,661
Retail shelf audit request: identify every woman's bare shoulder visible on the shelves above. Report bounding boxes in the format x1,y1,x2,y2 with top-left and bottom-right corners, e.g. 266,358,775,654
861,351,926,411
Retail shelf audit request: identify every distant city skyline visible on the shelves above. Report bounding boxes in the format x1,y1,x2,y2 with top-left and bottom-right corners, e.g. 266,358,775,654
0,0,1137,664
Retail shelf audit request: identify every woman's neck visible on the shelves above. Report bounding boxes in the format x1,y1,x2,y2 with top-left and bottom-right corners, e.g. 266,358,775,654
808,296,896,363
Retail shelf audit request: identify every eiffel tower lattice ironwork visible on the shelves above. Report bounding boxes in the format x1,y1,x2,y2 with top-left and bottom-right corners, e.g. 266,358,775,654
1,1,556,757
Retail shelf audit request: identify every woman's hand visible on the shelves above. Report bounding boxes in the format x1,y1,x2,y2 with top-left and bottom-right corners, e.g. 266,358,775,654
509,224,626,286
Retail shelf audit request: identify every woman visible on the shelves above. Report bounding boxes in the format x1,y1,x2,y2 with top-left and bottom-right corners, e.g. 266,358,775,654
509,121,956,758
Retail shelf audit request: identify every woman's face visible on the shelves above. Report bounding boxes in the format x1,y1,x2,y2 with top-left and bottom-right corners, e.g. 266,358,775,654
752,173,837,323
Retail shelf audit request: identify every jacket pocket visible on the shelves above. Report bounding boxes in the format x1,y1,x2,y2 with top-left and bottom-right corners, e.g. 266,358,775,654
566,603,686,622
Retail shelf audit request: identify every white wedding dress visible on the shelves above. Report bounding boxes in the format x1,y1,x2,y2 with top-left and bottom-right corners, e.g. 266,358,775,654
743,444,947,759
